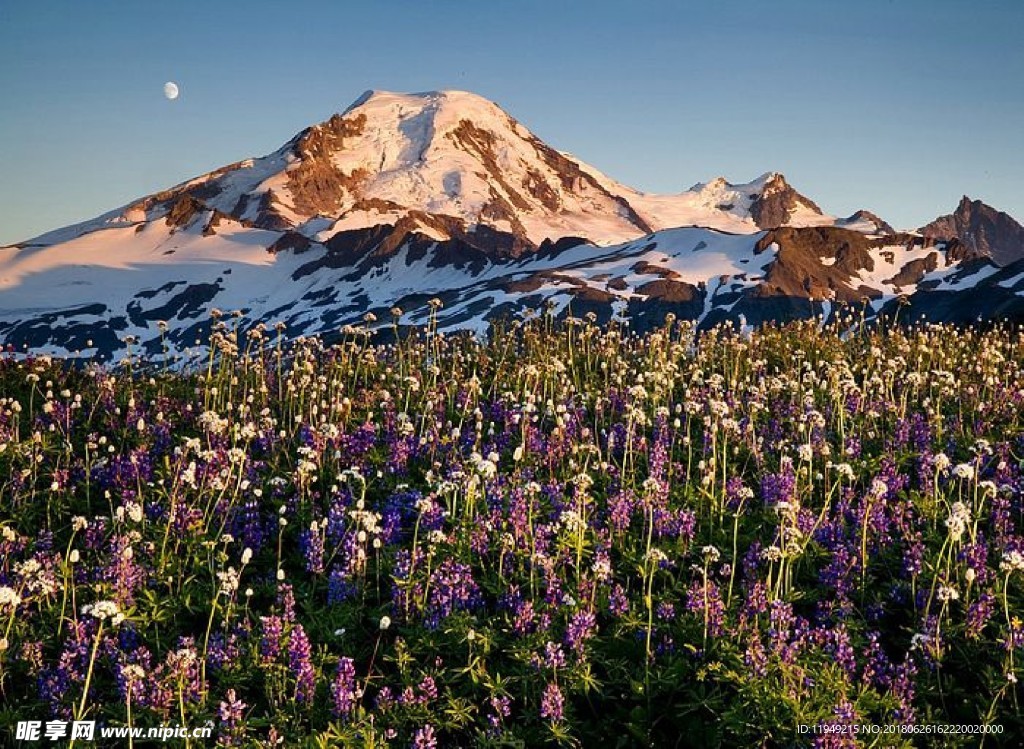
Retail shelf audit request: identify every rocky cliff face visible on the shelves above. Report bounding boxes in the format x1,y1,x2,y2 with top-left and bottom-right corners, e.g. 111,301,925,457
747,173,828,229
920,196,1024,266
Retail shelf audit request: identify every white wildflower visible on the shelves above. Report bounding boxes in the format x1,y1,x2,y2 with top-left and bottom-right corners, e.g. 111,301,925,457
1000,550,1024,573
126,502,144,524
701,545,721,563
952,463,975,481
82,600,124,625
0,587,22,610
945,501,971,542
217,567,240,596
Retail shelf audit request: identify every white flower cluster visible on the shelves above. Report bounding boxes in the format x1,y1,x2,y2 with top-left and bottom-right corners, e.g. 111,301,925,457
558,509,586,536
82,600,124,625
945,501,971,542
470,451,499,480
1000,550,1024,574
217,567,241,596
827,462,856,481
701,545,721,563
198,410,228,435
0,586,22,611
952,463,975,481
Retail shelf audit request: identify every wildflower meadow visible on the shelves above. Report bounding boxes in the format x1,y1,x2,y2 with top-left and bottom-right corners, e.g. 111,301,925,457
1,307,1022,747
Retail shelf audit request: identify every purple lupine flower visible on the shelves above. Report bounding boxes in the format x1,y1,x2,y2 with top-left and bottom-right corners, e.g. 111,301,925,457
102,533,147,607
218,688,247,746
685,578,725,637
417,675,438,703
233,497,265,553
966,593,995,639
608,584,630,617
539,682,564,722
901,535,924,578
219,689,246,722
326,491,352,545
744,634,768,678
277,583,296,622
425,558,481,629
328,566,356,604
512,595,537,636
833,699,856,724
141,665,174,715
299,524,325,574
825,625,857,679
260,615,283,663
488,695,512,729
207,630,241,671
288,624,315,705
653,507,697,541
375,685,395,711
860,632,891,690
819,546,856,600
656,601,675,621
332,657,358,719
724,476,749,511
542,566,563,608
564,610,597,655
543,641,566,670
889,659,918,724
411,724,437,749
761,466,796,508
606,489,636,534
958,538,991,586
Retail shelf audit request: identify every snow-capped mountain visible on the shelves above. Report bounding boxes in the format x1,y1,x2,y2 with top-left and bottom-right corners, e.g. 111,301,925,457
2,89,1023,360
16,90,850,253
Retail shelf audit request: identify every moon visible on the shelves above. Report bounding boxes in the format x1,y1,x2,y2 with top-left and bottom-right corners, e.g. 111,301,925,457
163,81,179,100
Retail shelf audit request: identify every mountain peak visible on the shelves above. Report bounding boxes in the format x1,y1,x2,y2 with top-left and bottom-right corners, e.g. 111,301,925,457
340,89,509,126
921,196,1024,266
836,210,895,235
20,89,888,252
755,171,787,187
747,172,825,229
920,197,1024,266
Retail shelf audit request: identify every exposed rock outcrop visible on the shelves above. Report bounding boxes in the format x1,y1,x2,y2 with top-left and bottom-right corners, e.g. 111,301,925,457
920,196,1024,266
750,173,825,229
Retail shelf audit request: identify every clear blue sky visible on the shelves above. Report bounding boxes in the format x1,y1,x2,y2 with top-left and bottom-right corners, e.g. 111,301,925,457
2,0,1022,244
